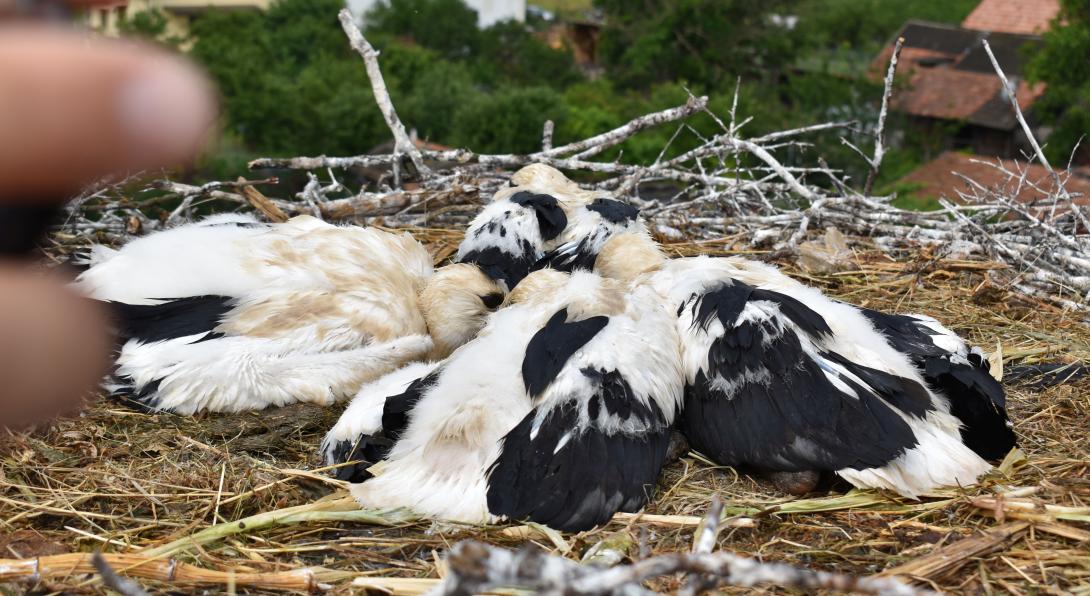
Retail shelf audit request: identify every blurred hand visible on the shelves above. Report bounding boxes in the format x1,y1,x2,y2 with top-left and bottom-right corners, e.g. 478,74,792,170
0,4,217,428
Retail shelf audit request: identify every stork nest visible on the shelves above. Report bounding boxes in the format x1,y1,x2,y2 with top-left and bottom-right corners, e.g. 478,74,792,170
2,229,1087,594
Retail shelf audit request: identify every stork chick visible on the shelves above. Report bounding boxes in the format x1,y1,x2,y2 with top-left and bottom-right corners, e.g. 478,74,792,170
594,231,1013,498
323,268,683,531
75,213,509,414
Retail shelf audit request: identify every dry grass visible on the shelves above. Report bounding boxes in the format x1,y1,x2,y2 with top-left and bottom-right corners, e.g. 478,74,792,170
2,231,1088,594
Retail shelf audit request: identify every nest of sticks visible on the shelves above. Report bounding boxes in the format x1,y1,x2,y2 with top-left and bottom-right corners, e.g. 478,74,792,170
3,11,1088,595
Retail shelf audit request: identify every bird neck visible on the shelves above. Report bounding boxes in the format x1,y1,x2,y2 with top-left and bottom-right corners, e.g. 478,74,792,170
595,232,667,283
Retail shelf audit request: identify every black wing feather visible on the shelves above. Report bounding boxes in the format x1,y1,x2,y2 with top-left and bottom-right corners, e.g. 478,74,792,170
861,308,1016,461
488,368,671,532
522,308,609,398
326,369,442,483
682,283,918,472
533,237,600,273
109,295,235,344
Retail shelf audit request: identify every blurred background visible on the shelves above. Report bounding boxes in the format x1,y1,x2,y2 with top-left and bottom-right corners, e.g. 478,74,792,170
78,0,1089,210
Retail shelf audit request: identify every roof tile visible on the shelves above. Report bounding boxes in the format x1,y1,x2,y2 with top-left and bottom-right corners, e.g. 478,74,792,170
899,151,1090,205
962,0,1060,34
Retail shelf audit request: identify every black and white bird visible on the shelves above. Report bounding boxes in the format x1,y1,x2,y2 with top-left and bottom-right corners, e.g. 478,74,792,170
323,268,683,531
321,165,643,472
74,164,593,414
74,213,506,413
586,230,1014,497
458,162,638,286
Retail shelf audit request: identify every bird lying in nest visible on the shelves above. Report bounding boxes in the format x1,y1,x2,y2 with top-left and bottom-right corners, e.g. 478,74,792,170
322,167,1015,531
72,164,605,413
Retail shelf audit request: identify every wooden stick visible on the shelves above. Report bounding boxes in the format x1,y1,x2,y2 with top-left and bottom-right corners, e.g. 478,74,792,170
0,552,353,591
337,8,429,181
237,177,288,222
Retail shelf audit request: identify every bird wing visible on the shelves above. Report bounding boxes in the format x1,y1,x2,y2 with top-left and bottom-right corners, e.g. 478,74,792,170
487,307,674,532
324,363,444,483
74,217,270,304
860,309,1014,460
533,235,601,273
678,279,929,473
109,295,235,344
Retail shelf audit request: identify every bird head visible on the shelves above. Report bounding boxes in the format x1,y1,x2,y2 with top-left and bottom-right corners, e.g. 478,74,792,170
419,263,506,358
507,164,610,231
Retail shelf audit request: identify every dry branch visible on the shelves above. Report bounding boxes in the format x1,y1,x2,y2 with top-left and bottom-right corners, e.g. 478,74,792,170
426,501,926,596
433,541,927,595
338,8,428,182
0,552,348,591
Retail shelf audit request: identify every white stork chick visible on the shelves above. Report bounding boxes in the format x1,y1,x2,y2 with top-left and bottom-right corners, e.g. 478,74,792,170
592,231,1009,498
325,268,683,531
73,212,519,414
460,163,646,283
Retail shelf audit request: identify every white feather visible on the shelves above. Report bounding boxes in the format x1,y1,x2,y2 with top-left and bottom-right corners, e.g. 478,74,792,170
350,270,683,525
321,361,441,463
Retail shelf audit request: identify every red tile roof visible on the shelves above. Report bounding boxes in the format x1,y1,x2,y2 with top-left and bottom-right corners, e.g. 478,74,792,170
962,0,1060,35
893,68,1045,128
899,151,1090,205
872,22,1045,129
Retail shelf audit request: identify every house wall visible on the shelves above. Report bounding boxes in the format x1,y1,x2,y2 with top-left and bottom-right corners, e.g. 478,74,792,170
347,0,525,28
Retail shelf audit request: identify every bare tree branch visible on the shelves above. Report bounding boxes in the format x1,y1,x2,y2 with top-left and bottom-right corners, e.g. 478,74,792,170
864,36,904,196
337,8,429,183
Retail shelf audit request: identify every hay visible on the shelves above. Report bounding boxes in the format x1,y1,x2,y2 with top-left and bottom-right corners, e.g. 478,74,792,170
2,234,1088,594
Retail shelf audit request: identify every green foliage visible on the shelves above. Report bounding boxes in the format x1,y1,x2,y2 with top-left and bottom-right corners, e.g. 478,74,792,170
190,0,388,156
1028,0,1090,163
364,0,481,59
117,8,185,47
117,7,169,39
473,20,581,89
594,0,796,89
173,0,990,209
451,87,567,153
792,0,981,53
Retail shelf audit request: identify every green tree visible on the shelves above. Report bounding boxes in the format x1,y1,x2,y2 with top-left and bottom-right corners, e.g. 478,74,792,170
1028,0,1090,163
473,20,581,90
364,0,480,59
451,86,568,153
117,8,186,47
190,0,388,156
594,0,796,90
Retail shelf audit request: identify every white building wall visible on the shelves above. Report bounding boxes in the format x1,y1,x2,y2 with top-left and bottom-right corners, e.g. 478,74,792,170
347,0,525,28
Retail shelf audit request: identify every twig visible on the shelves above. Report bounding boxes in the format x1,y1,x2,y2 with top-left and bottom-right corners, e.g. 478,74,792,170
141,496,417,559
337,8,429,183
679,496,724,596
542,119,554,151
0,552,345,591
864,36,904,196
430,538,927,596
981,39,1069,209
237,177,289,222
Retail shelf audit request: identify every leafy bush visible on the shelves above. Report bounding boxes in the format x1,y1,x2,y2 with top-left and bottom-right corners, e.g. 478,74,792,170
365,0,480,59
451,86,568,153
